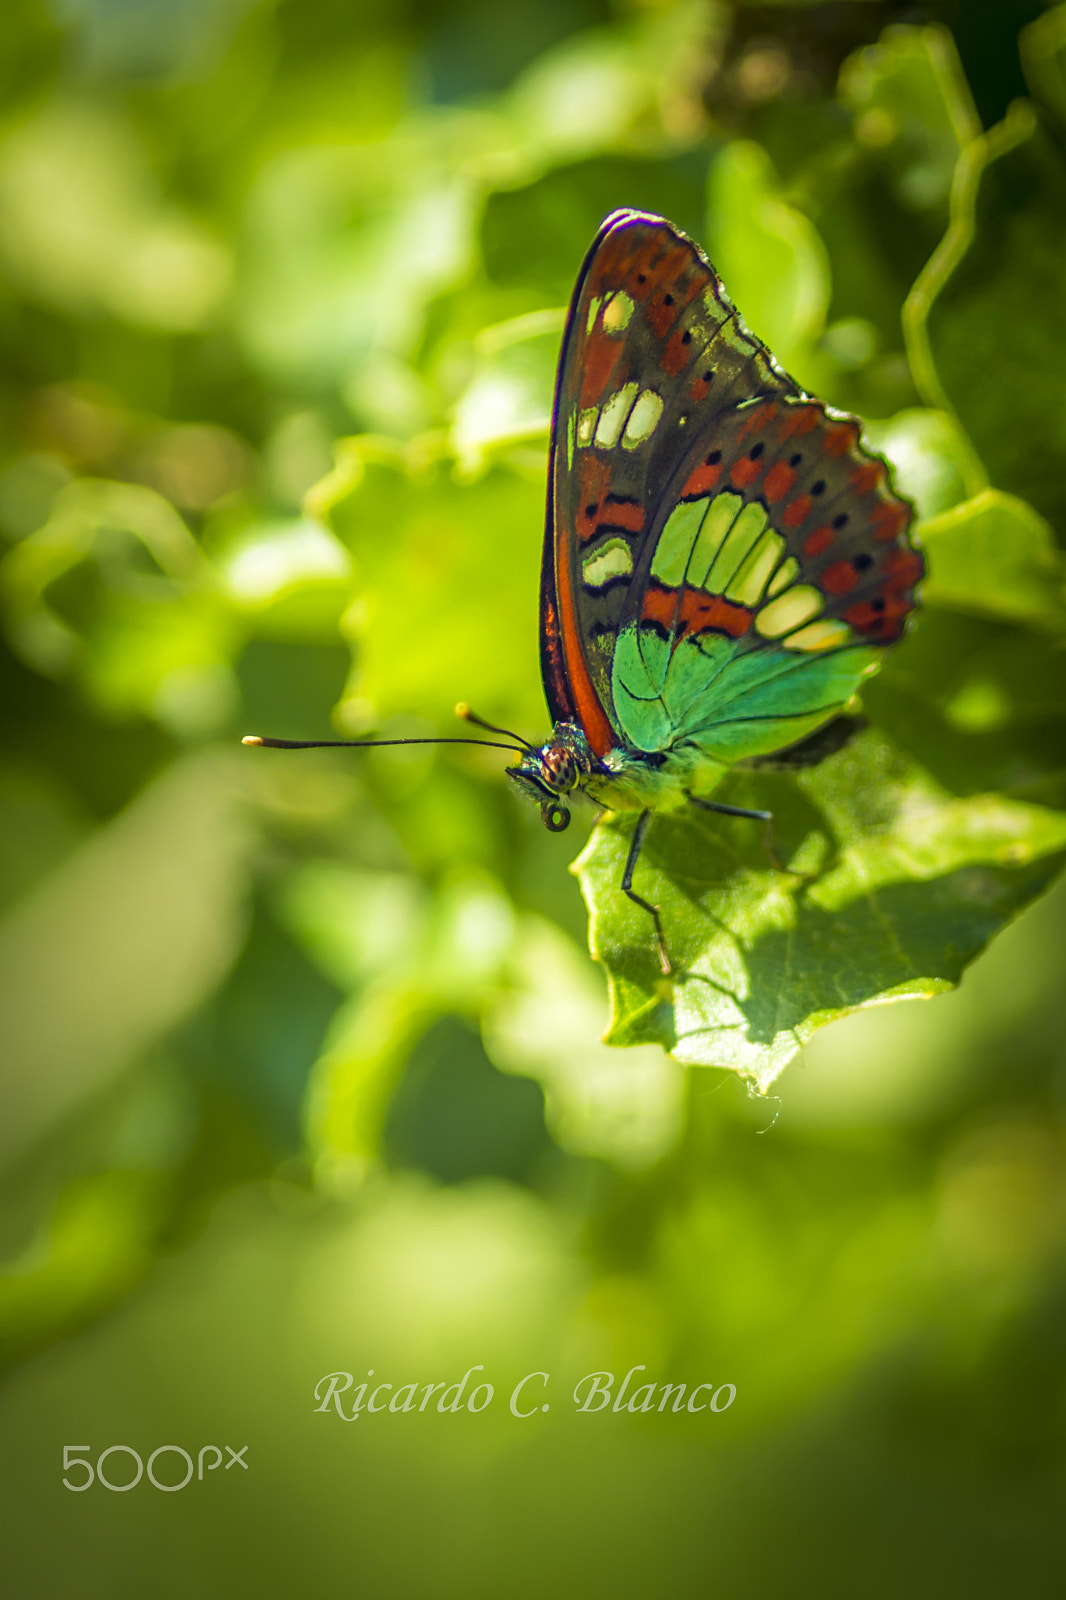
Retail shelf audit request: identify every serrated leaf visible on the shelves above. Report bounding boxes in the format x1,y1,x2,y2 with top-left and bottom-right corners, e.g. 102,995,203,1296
574,731,1066,1090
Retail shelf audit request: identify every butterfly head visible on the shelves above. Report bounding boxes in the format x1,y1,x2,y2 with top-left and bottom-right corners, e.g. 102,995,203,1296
506,722,597,833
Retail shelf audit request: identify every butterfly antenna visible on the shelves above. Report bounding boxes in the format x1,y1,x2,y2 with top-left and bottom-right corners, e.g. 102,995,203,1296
241,733,529,754
454,702,534,751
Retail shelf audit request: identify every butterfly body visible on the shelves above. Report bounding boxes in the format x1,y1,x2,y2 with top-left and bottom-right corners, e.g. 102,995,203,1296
509,721,725,829
508,208,922,963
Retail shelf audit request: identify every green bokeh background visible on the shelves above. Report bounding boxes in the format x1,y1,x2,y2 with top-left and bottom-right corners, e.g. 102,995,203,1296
1,1,1065,1594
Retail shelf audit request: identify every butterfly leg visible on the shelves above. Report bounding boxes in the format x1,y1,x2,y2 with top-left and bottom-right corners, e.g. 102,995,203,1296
687,794,779,869
621,809,672,976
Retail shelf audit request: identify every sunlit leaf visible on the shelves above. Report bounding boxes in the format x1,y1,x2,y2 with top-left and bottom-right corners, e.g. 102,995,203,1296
705,140,831,383
863,407,983,521
213,516,353,640
0,479,236,732
484,915,684,1169
919,490,1066,628
237,124,480,403
449,310,562,473
502,2,718,171
575,731,1066,1089
312,439,547,732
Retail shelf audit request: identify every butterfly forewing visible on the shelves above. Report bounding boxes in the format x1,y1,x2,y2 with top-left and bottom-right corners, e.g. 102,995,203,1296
543,211,922,765
543,210,798,754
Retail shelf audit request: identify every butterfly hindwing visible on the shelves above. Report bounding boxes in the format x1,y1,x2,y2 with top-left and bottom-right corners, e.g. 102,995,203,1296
543,211,922,766
611,393,921,762
543,210,797,755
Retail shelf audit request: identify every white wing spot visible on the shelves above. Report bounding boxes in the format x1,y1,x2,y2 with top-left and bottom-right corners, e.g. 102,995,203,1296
784,618,852,652
727,529,785,606
766,556,799,597
756,586,824,638
582,538,634,589
689,493,743,587
602,291,634,333
594,382,639,448
621,390,663,449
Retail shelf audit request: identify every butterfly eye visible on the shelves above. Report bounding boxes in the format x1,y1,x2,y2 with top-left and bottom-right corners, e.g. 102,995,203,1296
542,800,571,832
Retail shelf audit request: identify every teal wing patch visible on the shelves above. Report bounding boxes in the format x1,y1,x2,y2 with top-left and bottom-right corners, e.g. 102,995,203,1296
613,625,880,761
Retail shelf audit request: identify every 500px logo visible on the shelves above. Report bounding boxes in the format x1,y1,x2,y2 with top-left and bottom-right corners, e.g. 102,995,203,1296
61,1444,249,1492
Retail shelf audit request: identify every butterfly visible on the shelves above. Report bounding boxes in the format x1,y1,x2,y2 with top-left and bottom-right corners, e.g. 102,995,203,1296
246,210,923,972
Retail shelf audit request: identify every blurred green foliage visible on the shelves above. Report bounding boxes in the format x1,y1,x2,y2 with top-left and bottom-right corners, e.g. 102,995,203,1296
1,2,1066,1595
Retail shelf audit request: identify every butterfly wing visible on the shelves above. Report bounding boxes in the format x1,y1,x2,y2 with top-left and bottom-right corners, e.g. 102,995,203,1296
542,211,922,766
541,209,798,756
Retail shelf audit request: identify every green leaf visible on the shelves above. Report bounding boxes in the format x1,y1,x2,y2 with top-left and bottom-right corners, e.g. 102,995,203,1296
863,408,984,521
484,915,684,1170
311,438,548,734
574,731,1066,1090
212,516,353,641
919,489,1066,628
238,118,482,412
448,310,562,474
705,140,831,384
0,479,237,737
